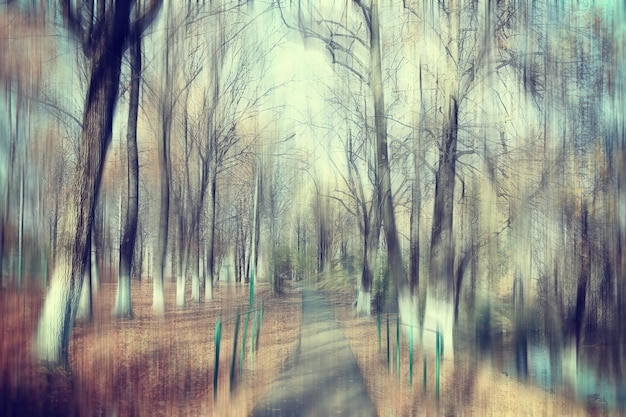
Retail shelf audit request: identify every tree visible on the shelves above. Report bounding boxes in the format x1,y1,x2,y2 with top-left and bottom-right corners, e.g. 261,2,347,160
170,20,204,308
114,5,144,319
343,130,381,315
150,2,185,315
326,103,381,315
34,0,161,366
400,0,524,355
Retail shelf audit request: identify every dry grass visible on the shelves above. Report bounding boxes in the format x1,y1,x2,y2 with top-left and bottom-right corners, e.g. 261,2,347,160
322,287,607,417
0,280,301,417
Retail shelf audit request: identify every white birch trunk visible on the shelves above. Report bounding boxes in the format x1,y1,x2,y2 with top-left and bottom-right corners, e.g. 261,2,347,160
356,290,371,316
34,254,82,364
421,294,454,359
176,273,186,307
153,269,165,315
113,271,132,318
191,271,199,303
76,267,92,322
152,241,165,316
90,234,99,296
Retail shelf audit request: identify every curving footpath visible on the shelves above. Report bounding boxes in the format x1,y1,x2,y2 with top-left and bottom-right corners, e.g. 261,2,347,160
250,287,377,417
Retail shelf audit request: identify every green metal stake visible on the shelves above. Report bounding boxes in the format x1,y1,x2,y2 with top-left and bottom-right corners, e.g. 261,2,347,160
250,309,258,362
386,314,390,369
423,355,427,393
256,302,264,351
436,330,441,402
396,316,400,379
240,311,249,375
377,313,381,351
249,268,255,308
409,325,414,385
214,318,222,400
230,310,241,392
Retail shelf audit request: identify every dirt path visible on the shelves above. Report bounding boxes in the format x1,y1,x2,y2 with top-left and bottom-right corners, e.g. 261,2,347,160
250,287,376,417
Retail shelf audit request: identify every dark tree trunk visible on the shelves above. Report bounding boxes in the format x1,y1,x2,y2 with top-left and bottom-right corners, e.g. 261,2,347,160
454,249,472,322
153,17,174,314
357,231,378,314
370,0,407,300
153,102,170,314
573,202,590,349
429,97,459,299
409,181,420,295
205,171,217,299
251,171,261,284
115,24,142,319
357,184,381,315
513,275,528,379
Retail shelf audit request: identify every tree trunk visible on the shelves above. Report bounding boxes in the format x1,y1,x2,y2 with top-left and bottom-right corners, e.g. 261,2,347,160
357,233,378,316
76,255,92,323
35,1,132,363
204,241,213,300
573,202,590,349
153,15,175,315
410,65,425,297
134,222,144,281
191,227,200,303
176,214,187,307
115,26,141,319
153,110,170,315
249,167,261,299
429,97,459,299
205,170,217,300
356,182,381,316
77,233,94,322
92,200,105,284
370,0,409,316
409,180,420,296
513,274,528,379
422,89,459,358
453,248,472,322
90,227,99,295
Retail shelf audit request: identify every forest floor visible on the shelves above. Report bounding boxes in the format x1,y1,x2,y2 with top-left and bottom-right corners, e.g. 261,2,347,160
319,282,608,417
0,279,301,417
2,276,615,417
